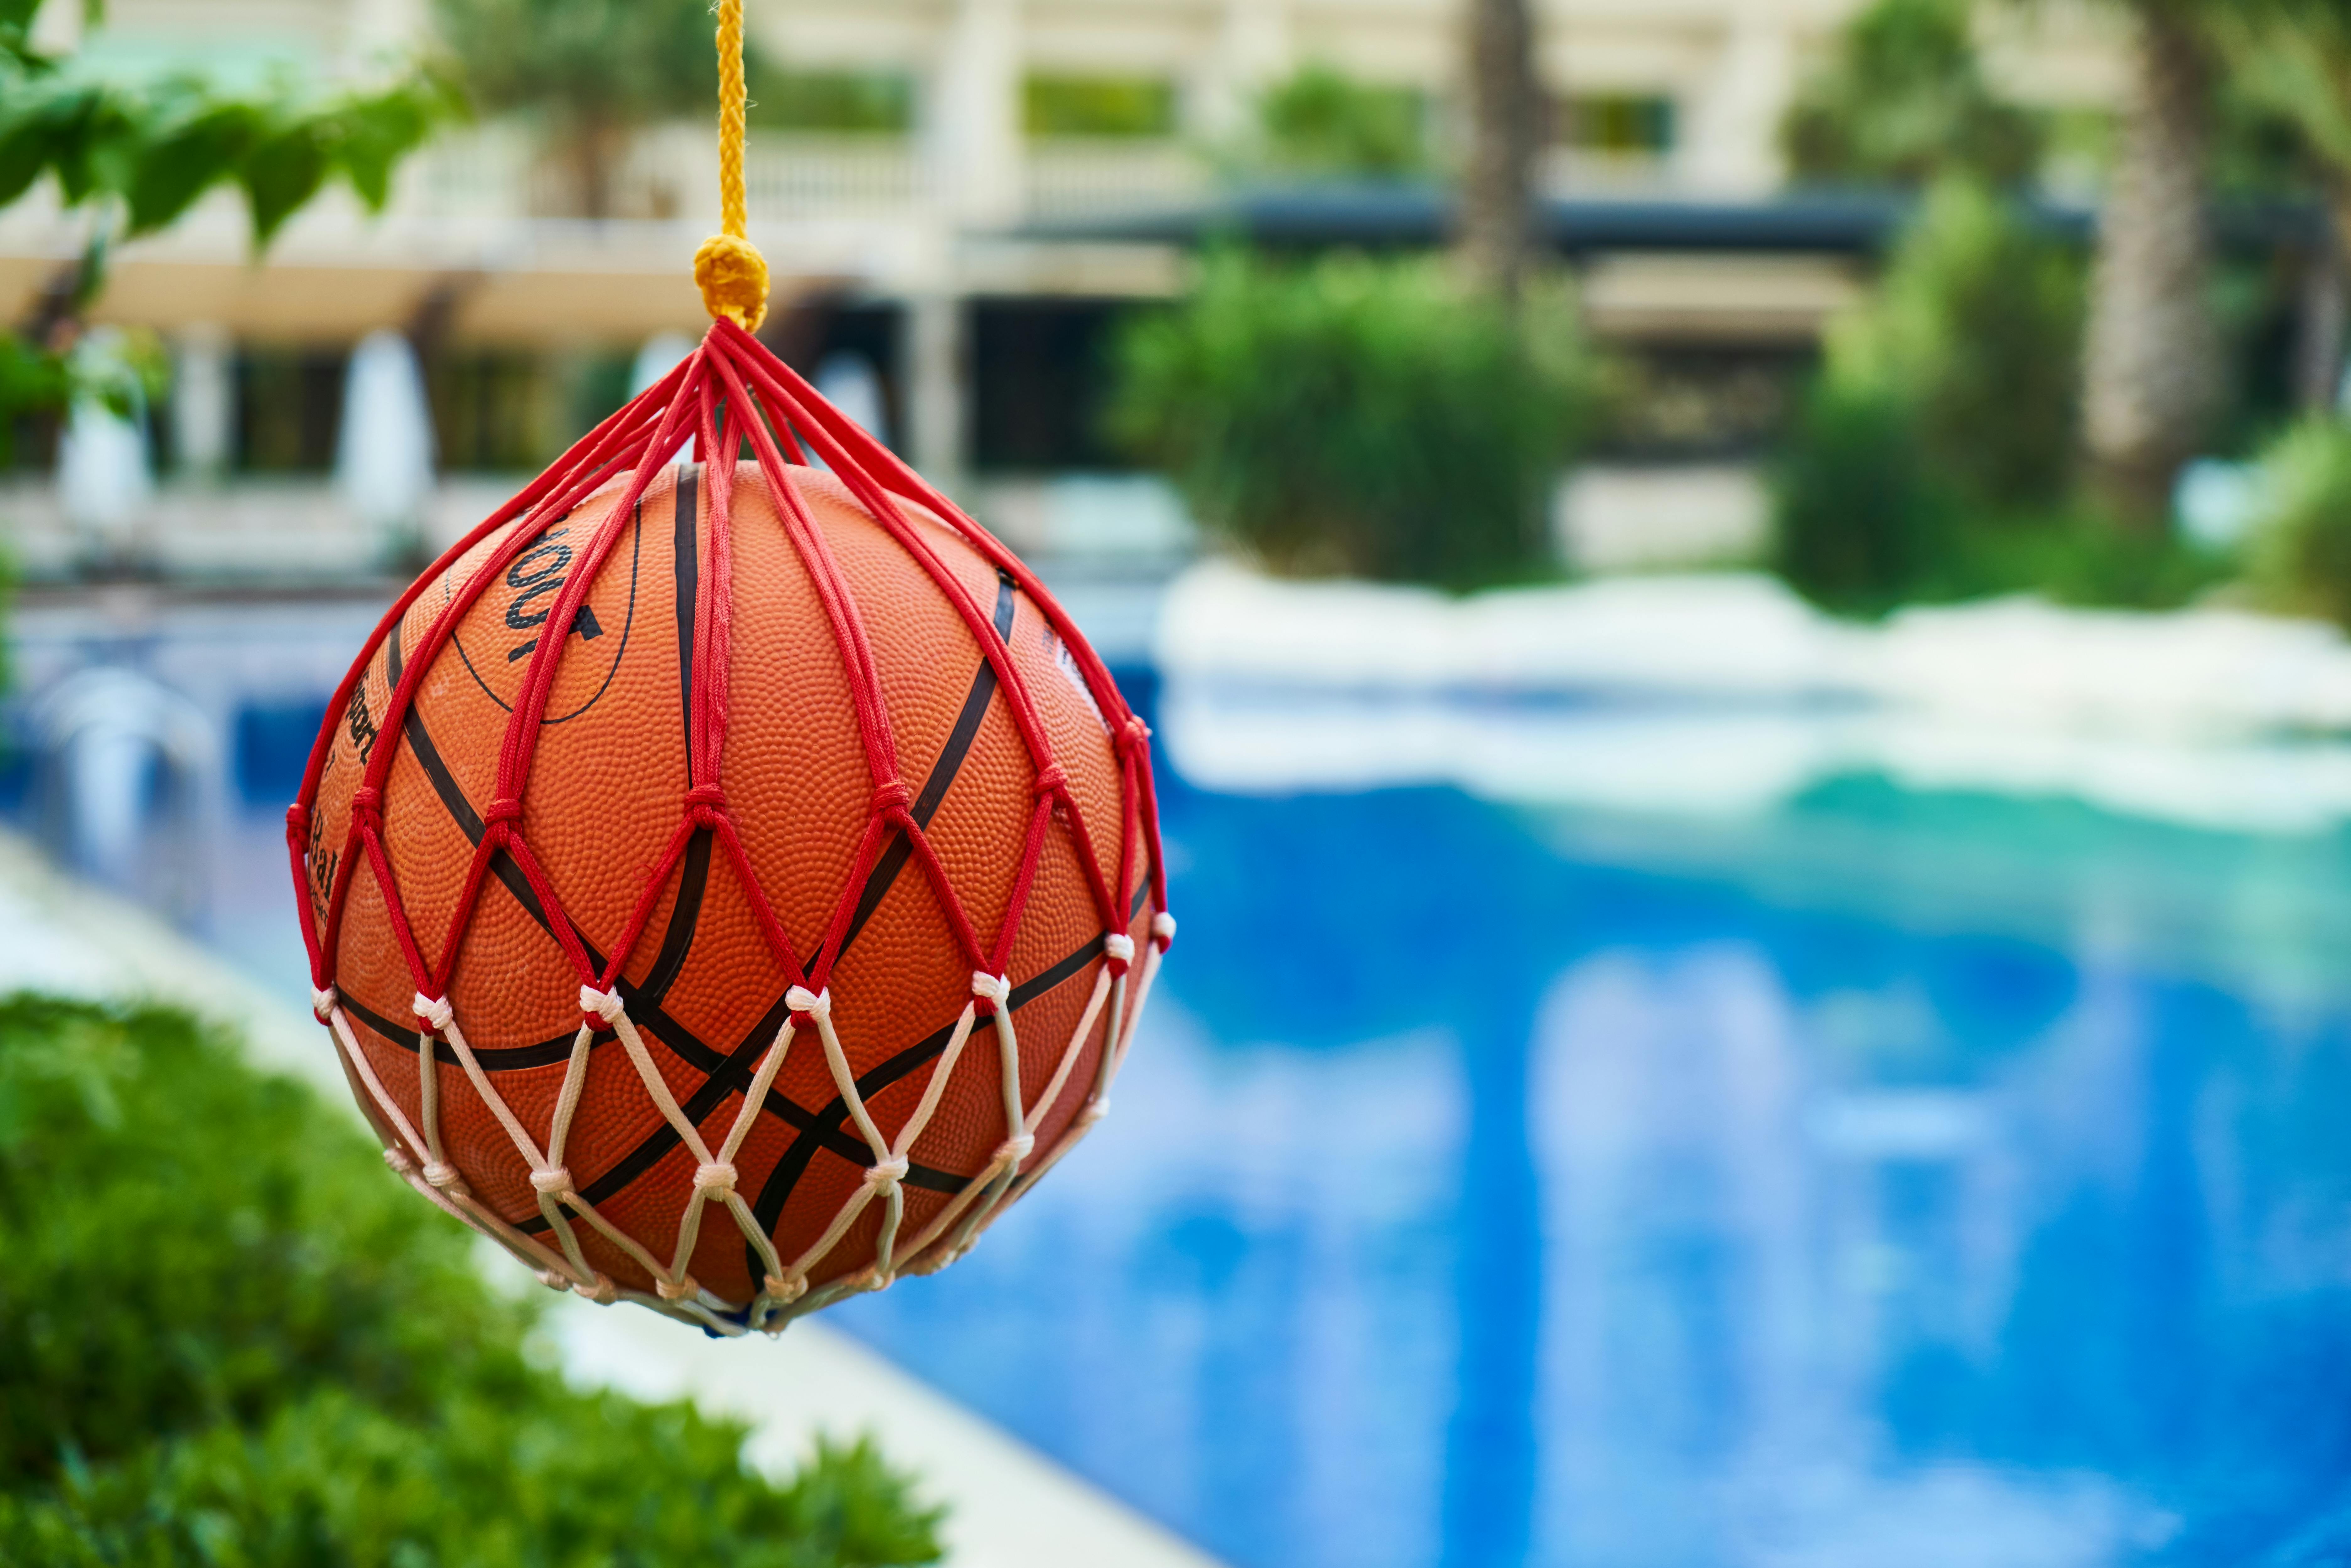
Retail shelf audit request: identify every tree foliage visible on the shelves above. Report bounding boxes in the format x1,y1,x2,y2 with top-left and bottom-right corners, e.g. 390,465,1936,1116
0,994,945,1567
1773,180,2124,615
1109,249,1591,587
1771,379,1952,616
1827,176,2085,509
0,0,452,435
2245,418,2351,628
432,0,717,130
1782,0,2043,186
432,0,725,216
0,0,455,249
1246,65,1427,179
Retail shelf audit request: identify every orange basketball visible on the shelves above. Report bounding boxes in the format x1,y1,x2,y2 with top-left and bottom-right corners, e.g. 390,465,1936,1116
288,320,1171,1335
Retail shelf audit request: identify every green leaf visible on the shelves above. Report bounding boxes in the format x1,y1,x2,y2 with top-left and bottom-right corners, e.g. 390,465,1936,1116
325,83,441,211
237,121,329,245
125,100,258,234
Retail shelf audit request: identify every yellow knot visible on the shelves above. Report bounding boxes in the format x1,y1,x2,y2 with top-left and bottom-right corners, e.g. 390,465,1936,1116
694,233,768,331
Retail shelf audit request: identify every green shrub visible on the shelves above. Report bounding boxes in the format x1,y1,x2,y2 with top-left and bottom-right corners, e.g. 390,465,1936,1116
1772,379,1953,615
1772,178,2091,615
1250,65,1428,178
1947,509,2229,610
1109,249,1592,588
0,995,944,1567
1827,176,2083,511
1781,0,2043,187
2245,419,2351,629
1772,381,2226,617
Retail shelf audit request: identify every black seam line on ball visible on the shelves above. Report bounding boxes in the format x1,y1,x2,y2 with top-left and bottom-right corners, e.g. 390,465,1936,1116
637,827,710,1010
445,499,642,724
641,467,709,1011
821,570,1018,968
338,989,608,1071
742,926,1112,1281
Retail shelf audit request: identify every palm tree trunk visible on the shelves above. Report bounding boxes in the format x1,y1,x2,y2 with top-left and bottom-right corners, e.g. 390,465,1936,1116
2309,185,2351,413
2081,5,2220,528
1458,0,1542,302
2296,208,2345,412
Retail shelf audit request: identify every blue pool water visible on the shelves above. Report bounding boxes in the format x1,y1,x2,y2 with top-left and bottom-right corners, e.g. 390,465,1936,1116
19,594,2351,1567
834,756,2351,1568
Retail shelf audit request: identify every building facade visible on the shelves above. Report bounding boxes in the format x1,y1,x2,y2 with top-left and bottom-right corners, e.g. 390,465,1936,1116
0,0,2125,575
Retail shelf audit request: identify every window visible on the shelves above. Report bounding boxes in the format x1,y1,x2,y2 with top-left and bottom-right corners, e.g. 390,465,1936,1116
750,69,917,134
235,348,347,473
428,351,633,473
1024,75,1178,139
1559,93,1676,156
972,301,1133,472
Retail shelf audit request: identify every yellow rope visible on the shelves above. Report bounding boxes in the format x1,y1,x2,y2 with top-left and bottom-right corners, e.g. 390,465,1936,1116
694,0,768,331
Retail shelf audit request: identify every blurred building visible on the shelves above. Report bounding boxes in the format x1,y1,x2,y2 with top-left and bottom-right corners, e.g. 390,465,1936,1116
0,0,2128,579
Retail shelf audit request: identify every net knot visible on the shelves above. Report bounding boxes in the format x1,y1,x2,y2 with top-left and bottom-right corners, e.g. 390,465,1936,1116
579,985,626,1024
694,232,768,331
483,796,523,827
785,985,830,1019
383,1145,417,1177
582,1273,619,1305
1117,716,1151,755
1079,1098,1111,1127
693,1160,737,1197
311,984,338,1022
870,779,913,818
530,1165,574,1196
1031,762,1068,797
412,992,453,1033
864,1156,909,1188
1102,932,1135,969
764,1272,806,1303
995,1133,1035,1166
1152,911,1178,949
971,971,1011,1007
422,1160,462,1190
349,784,383,823
284,802,309,849
684,782,726,811
535,1267,571,1292
654,1274,699,1302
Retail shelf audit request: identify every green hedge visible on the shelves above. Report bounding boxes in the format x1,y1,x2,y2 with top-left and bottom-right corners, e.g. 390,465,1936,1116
0,995,944,1568
1109,249,1592,589
2246,419,2351,630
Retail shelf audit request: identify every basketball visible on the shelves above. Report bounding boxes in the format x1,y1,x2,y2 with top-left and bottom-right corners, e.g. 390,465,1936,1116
288,322,1171,1333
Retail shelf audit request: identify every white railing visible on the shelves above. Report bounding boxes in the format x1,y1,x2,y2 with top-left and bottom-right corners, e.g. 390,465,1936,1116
1541,146,1682,197
743,134,929,218
329,126,1212,231
1025,141,1210,218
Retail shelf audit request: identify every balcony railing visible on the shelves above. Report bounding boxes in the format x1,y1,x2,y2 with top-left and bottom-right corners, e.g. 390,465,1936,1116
744,134,930,217
339,127,1222,230
1024,140,1210,218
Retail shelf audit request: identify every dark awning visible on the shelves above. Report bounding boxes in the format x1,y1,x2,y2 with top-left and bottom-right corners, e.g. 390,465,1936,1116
1019,184,2324,259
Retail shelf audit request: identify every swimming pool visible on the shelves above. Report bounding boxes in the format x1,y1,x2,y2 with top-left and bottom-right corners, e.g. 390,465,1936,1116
16,591,2351,1568
836,757,2351,1568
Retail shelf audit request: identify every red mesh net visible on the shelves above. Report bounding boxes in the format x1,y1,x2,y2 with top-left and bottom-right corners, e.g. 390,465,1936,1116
284,318,1173,1334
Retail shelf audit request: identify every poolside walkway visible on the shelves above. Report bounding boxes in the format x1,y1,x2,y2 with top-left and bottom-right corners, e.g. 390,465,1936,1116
0,830,1222,1568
